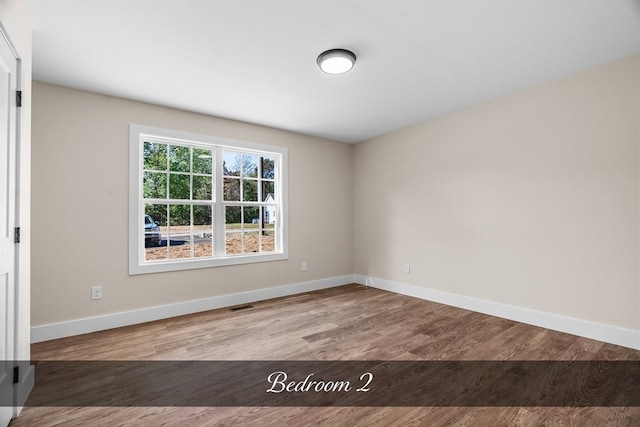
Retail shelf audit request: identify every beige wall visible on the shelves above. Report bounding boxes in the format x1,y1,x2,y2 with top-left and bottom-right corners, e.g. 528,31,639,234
354,55,640,330
31,82,353,326
32,54,640,337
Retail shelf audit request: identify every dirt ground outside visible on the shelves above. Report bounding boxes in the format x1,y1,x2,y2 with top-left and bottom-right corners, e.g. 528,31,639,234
145,232,275,261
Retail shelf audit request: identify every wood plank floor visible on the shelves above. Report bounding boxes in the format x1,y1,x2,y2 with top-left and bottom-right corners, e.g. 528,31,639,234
11,284,640,426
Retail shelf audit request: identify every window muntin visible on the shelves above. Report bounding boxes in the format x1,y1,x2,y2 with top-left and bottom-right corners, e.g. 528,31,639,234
130,124,288,274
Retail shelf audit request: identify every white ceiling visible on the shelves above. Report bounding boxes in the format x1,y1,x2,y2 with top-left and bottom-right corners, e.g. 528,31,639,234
24,0,640,143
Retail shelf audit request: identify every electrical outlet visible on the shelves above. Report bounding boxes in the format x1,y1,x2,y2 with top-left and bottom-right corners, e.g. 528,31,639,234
403,263,411,274
301,262,308,272
91,286,102,300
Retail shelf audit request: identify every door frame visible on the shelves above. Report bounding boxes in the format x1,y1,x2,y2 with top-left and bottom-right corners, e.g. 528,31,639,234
0,18,22,423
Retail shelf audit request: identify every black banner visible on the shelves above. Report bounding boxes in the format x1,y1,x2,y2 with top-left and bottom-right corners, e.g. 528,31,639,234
3,360,639,407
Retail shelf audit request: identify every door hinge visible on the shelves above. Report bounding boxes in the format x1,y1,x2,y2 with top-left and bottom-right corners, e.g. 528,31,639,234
16,90,22,107
14,226,20,244
13,366,19,384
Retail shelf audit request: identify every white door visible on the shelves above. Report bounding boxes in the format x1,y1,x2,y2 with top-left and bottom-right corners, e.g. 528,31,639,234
0,27,17,427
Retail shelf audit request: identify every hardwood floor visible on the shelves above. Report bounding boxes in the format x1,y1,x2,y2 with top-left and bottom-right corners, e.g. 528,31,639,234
11,284,640,426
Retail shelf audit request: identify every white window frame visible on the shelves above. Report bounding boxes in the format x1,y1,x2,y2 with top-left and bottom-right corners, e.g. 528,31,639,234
129,124,288,275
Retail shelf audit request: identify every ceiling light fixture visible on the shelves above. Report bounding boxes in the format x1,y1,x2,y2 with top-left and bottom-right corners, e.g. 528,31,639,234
317,49,356,75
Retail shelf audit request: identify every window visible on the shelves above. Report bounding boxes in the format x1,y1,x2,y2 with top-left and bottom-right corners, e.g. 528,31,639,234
129,124,288,274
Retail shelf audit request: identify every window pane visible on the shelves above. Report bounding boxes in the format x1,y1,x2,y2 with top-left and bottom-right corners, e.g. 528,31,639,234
262,209,276,252
225,232,242,255
193,175,212,200
242,154,258,178
144,142,167,171
169,145,191,172
243,206,259,227
242,179,258,202
224,177,240,201
193,148,212,174
225,203,242,256
144,204,167,262
169,204,190,227
169,204,191,259
262,156,275,179
193,205,213,258
168,238,191,259
262,181,275,201
225,206,243,253
143,172,167,199
244,231,259,253
225,206,241,230
264,205,276,227
169,174,190,199
223,151,241,176
262,230,275,252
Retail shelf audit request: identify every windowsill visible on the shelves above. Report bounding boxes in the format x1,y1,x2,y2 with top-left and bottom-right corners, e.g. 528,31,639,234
129,251,289,275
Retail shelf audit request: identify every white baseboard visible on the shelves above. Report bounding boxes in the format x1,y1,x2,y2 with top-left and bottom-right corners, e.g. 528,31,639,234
31,275,356,343
354,275,640,351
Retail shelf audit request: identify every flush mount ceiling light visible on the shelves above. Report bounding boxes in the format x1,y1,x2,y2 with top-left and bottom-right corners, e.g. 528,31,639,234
317,49,356,74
